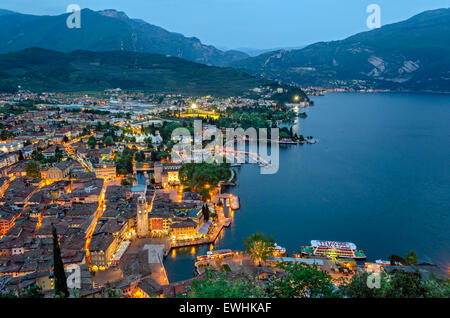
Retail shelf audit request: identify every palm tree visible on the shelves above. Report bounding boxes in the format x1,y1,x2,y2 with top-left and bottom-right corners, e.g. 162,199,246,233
243,232,275,266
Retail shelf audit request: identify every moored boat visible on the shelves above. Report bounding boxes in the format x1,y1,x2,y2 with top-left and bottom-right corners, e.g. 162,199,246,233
271,243,286,257
300,240,366,261
279,138,297,145
196,249,234,261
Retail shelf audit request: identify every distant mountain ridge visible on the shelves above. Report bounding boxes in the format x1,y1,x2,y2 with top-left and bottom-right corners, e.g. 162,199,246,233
234,46,306,57
0,47,275,96
0,8,248,67
231,8,450,92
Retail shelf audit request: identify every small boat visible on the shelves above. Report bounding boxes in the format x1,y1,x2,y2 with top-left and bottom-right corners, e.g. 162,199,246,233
196,249,234,261
272,243,286,257
279,138,297,145
375,259,390,266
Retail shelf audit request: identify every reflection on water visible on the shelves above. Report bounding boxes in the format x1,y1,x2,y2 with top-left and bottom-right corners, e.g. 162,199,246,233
164,93,450,283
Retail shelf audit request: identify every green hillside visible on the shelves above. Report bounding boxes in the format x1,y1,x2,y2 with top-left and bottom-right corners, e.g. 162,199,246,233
0,48,276,96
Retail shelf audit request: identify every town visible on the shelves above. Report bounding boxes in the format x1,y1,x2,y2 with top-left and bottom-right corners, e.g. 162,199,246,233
0,88,447,299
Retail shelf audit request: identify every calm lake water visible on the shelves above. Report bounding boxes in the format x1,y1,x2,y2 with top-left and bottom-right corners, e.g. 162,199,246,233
163,92,450,282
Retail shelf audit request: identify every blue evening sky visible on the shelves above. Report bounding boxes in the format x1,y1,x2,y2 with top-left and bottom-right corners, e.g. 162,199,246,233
2,0,449,49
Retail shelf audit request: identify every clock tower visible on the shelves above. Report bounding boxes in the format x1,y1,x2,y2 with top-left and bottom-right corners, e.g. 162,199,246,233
136,196,148,238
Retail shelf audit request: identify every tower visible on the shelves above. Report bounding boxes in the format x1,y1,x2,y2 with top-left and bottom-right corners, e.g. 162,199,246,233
136,196,148,238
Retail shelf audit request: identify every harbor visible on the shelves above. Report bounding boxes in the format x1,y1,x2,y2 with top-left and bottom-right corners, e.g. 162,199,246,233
163,93,450,282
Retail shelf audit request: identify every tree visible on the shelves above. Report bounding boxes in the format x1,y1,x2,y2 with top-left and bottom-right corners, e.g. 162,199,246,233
269,262,335,298
104,135,115,147
54,146,63,160
21,285,45,298
337,272,389,298
405,250,419,265
384,269,429,298
81,127,90,137
52,225,69,298
87,136,97,149
135,151,145,162
144,137,153,148
422,276,450,298
179,162,231,192
184,269,267,298
0,292,17,298
200,189,210,202
389,254,406,265
95,121,103,131
116,147,135,175
202,204,210,222
106,288,122,298
338,269,450,298
0,129,15,140
31,150,44,162
26,161,41,179
243,232,275,266
121,176,134,186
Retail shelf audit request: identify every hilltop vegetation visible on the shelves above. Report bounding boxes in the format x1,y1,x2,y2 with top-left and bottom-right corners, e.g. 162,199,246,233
0,48,273,96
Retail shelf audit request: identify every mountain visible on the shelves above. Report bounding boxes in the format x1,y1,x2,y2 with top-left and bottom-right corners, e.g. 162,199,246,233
0,8,248,67
0,47,277,96
231,9,450,92
235,46,306,57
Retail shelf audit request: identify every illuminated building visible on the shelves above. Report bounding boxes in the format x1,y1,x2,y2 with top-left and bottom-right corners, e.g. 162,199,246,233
136,196,149,238
154,163,181,188
94,163,116,180
89,233,116,270
0,152,19,170
41,160,73,180
170,220,198,239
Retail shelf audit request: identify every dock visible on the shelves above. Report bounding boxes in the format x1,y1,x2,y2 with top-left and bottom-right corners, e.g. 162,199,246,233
163,221,227,257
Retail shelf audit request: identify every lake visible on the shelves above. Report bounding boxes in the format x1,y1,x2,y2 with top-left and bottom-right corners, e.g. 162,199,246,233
163,92,450,282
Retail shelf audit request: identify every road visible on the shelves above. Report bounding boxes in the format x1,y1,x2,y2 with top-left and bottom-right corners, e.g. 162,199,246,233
84,181,107,268
63,132,94,172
